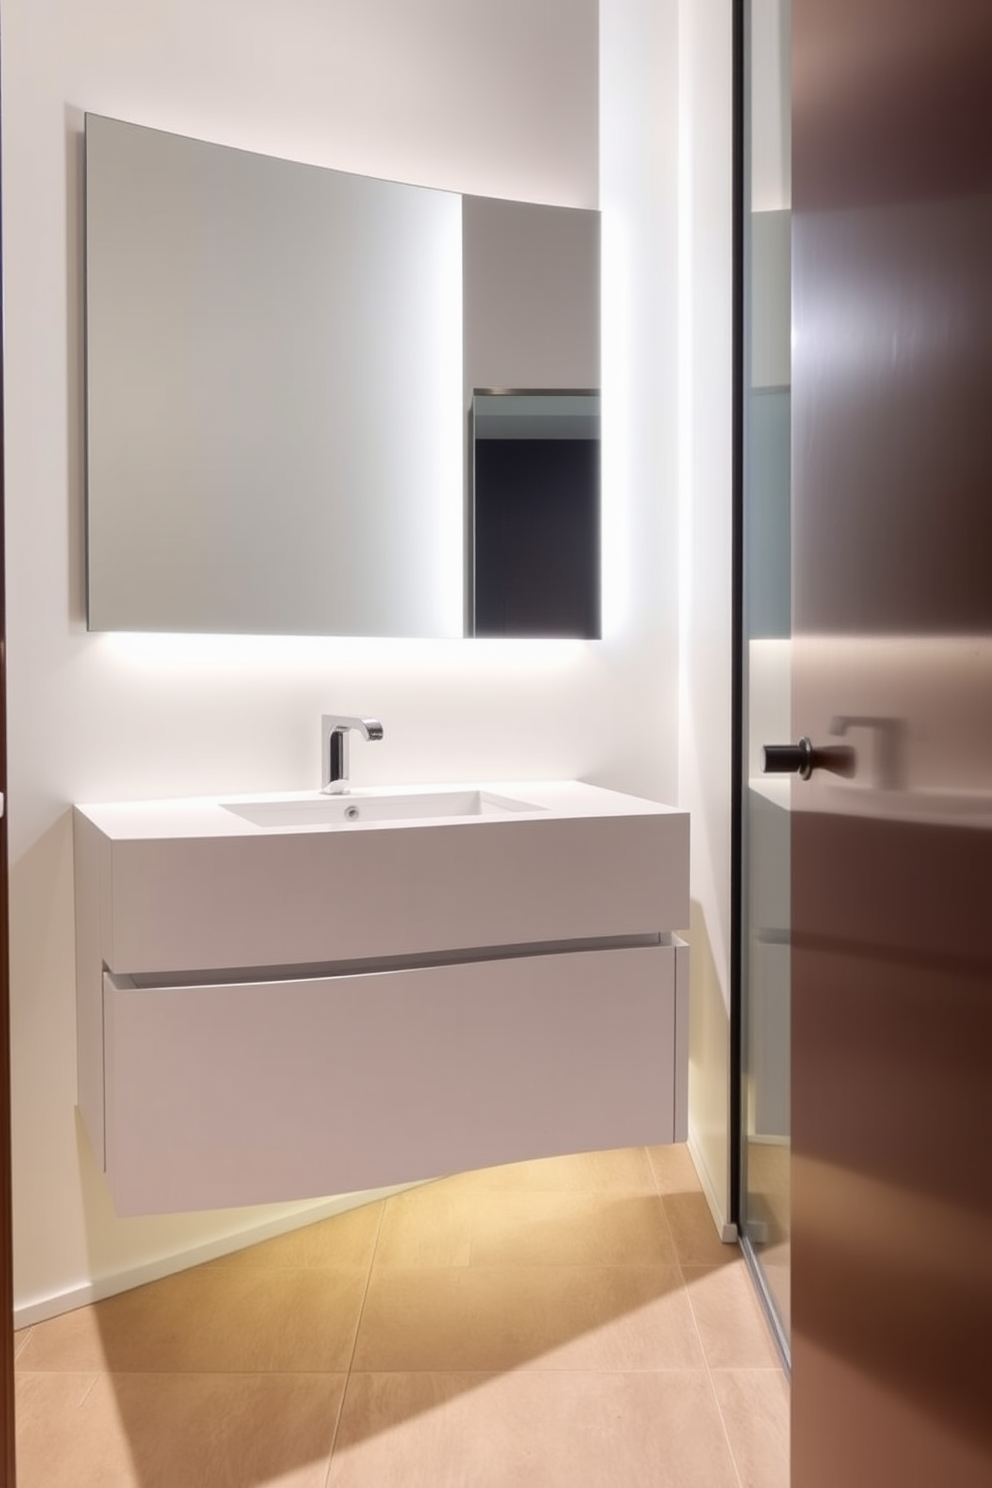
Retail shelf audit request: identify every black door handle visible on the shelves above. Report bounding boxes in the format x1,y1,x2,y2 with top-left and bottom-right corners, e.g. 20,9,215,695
763,737,814,780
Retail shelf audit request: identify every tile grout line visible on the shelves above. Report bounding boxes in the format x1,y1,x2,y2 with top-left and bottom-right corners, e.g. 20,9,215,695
77,1372,102,1410
658,1160,748,1488
681,1266,746,1488
646,1148,749,1486
642,1145,663,1204
13,1325,35,1363
322,1199,388,1487
327,1153,737,1478
637,1144,683,1275
704,1362,747,1488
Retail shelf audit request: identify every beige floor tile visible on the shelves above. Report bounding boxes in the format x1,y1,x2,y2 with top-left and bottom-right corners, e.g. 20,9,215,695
443,1145,659,1194
327,1370,740,1488
13,1150,787,1486
756,1235,791,1272
755,1242,791,1338
743,1190,789,1250
745,1141,790,1252
206,1200,383,1271
16,1304,114,1374
468,1190,677,1267
16,1369,98,1422
17,1370,345,1488
376,1185,675,1270
14,1326,34,1362
663,1191,738,1266
16,1373,105,1488
711,1368,790,1488
646,1142,703,1196
746,1141,791,1342
746,1139,789,1199
354,1264,705,1372
18,1265,369,1374
683,1263,782,1369
374,1185,475,1268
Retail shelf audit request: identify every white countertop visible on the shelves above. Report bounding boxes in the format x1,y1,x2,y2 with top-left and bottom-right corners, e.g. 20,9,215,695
75,780,684,841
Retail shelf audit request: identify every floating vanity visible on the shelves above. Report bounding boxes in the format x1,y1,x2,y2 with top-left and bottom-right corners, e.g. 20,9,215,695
74,781,689,1215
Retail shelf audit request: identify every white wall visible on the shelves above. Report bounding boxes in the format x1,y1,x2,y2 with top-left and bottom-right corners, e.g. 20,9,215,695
677,0,736,1235
3,0,687,1318
600,0,681,772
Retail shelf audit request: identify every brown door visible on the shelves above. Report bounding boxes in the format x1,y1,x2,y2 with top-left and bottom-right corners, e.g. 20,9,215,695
0,76,15,1478
789,2,992,1484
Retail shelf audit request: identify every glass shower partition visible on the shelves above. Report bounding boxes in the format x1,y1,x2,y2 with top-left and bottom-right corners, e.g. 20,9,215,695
739,0,792,1362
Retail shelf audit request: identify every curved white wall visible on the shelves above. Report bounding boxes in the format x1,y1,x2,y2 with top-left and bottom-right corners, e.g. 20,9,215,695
3,0,689,1318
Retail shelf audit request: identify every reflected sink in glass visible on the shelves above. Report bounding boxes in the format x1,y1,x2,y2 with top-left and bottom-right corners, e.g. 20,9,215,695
824,782,992,826
221,788,544,829
905,788,992,817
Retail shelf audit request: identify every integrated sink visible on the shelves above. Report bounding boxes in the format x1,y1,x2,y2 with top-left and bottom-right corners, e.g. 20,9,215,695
221,787,543,829
72,782,689,977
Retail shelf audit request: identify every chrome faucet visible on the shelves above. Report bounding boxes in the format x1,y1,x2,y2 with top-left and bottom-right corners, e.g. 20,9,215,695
320,714,384,794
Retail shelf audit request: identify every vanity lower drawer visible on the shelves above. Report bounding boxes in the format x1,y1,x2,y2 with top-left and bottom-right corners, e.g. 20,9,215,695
102,940,688,1215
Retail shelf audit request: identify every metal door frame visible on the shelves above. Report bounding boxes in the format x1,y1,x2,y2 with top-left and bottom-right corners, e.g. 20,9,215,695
731,0,792,1371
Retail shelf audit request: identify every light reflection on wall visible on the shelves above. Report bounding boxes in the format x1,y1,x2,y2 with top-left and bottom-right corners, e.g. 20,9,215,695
101,632,588,677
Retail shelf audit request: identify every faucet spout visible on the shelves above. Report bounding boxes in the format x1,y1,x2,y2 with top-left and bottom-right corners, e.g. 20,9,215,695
321,714,384,793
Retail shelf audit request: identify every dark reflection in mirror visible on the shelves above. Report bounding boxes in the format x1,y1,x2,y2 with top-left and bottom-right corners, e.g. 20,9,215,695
471,391,600,639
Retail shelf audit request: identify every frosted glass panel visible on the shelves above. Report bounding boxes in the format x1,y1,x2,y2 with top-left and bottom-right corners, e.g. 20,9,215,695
747,389,791,639
740,0,792,1360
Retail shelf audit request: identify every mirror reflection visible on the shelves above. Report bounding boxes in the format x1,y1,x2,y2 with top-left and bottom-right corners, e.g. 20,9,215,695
471,392,600,638
84,115,600,638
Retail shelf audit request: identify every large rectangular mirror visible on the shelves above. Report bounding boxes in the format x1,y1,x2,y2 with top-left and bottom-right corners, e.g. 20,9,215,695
84,115,599,637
